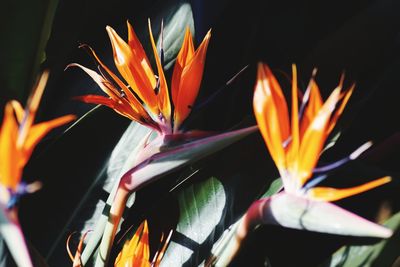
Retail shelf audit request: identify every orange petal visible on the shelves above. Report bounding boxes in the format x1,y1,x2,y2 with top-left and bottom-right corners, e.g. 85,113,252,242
0,102,20,190
134,220,150,262
10,100,24,123
78,45,146,112
173,30,211,131
76,94,119,108
297,88,341,186
115,221,151,267
307,176,391,202
106,26,157,112
287,64,300,170
70,63,154,124
262,65,290,141
127,21,156,88
18,71,49,147
148,20,171,127
327,84,355,134
171,27,195,106
253,63,289,174
22,115,76,165
67,63,121,100
76,95,146,124
300,77,323,137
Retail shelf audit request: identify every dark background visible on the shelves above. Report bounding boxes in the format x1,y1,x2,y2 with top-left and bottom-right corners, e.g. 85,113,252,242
1,0,400,266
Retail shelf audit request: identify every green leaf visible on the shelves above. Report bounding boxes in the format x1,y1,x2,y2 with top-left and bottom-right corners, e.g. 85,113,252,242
0,0,58,101
161,177,226,266
322,211,400,267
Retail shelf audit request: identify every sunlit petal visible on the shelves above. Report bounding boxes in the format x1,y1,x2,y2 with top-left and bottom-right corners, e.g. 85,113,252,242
67,63,121,100
79,45,145,110
106,26,158,112
287,64,300,171
327,84,355,134
300,77,323,137
70,63,155,125
127,20,156,87
148,20,171,128
254,63,288,175
114,220,151,267
0,103,20,190
173,30,211,131
22,115,76,165
171,27,195,109
18,71,49,147
10,101,24,123
297,88,341,186
307,176,391,202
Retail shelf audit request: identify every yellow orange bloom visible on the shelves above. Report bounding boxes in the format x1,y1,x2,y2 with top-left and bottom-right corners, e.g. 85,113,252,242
0,71,75,203
114,220,171,267
73,21,211,135
253,63,390,201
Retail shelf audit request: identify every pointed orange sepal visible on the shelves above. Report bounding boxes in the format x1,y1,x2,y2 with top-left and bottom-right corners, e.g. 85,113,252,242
114,220,151,267
253,63,289,175
0,103,20,190
106,26,158,113
308,176,392,202
147,20,171,130
172,29,211,131
0,71,75,193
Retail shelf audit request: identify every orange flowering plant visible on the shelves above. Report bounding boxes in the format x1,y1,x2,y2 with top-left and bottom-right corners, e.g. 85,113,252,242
3,2,399,266
71,20,210,136
209,64,394,266
113,220,171,267
252,64,391,202
68,20,257,267
0,71,75,267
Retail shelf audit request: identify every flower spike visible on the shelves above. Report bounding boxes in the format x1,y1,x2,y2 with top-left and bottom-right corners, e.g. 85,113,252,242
172,28,211,131
0,71,75,267
233,63,394,247
254,63,390,196
114,220,171,267
73,21,211,136
0,71,75,194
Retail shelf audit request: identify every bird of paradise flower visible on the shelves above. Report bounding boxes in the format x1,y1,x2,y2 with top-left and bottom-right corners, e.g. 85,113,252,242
114,220,172,267
254,63,391,201
247,63,392,236
209,63,392,267
70,20,257,267
70,20,210,136
0,72,75,202
0,71,75,267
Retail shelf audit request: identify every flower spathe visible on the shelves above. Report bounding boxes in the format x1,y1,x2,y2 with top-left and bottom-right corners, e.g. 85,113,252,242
254,63,391,201
73,20,211,135
0,71,76,204
114,220,171,267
